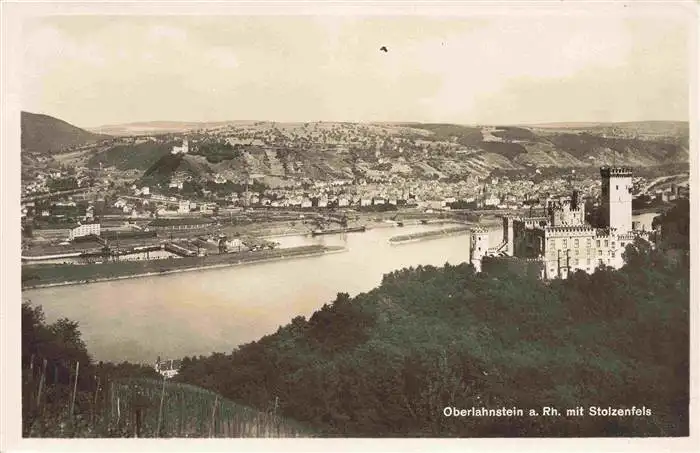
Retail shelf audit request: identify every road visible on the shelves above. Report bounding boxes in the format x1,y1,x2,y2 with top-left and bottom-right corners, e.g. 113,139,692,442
638,174,687,195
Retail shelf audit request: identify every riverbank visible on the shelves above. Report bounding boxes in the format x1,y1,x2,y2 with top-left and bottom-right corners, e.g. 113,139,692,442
22,245,346,290
388,225,471,245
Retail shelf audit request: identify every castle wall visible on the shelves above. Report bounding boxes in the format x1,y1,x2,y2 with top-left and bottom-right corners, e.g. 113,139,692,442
541,228,634,278
481,256,545,279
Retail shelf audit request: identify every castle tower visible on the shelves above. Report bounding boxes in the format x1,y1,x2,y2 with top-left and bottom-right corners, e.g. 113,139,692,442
600,167,633,232
470,228,489,272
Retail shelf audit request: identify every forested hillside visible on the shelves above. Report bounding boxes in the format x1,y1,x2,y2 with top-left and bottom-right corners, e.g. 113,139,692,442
21,111,108,154
175,200,689,437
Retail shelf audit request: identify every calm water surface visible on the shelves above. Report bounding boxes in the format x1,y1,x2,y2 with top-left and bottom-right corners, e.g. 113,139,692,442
24,224,500,363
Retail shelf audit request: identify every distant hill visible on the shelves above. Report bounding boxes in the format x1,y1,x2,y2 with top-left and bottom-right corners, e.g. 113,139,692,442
140,153,212,187
87,141,173,171
89,120,260,136
73,120,689,183
21,111,109,155
524,121,689,136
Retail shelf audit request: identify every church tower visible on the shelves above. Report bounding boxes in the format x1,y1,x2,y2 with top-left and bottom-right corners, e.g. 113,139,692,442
600,167,633,232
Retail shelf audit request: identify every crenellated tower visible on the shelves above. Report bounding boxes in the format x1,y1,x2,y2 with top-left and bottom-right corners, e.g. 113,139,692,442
600,167,633,233
470,228,489,272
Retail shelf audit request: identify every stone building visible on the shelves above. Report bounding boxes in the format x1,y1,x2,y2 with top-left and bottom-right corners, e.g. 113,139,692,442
68,222,101,241
470,167,650,279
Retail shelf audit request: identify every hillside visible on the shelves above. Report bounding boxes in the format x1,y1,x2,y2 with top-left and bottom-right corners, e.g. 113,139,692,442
175,201,689,437
21,111,108,155
140,153,212,188
75,120,689,183
22,301,310,438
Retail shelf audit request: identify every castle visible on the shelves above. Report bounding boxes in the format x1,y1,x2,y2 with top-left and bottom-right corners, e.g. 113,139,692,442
470,166,651,279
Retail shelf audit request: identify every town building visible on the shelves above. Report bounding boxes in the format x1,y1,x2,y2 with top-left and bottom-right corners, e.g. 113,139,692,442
155,357,182,379
171,139,189,155
470,167,649,279
68,222,101,241
178,199,191,213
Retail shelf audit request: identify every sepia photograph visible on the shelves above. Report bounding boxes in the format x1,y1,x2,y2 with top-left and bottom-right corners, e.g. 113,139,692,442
1,1,697,450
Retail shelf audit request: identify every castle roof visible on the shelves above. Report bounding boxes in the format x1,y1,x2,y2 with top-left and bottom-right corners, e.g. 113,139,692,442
600,166,633,177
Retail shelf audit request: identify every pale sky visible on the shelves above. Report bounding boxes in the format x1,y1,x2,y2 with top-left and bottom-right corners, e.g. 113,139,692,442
21,12,693,128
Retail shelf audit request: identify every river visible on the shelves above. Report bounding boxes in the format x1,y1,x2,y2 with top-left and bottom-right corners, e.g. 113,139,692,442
22,213,656,365
24,224,499,364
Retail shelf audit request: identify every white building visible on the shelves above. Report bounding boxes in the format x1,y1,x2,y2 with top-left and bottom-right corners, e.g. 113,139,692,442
178,200,191,213
155,358,181,379
69,222,101,241
171,139,189,155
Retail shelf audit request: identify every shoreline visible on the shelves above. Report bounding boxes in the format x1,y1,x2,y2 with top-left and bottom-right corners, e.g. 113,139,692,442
22,247,347,291
389,228,472,245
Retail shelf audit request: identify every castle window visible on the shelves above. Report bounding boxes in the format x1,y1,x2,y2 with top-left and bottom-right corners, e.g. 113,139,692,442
574,239,579,248
587,239,591,247
598,250,602,256
604,240,609,248
563,239,567,248
616,185,619,190
596,240,601,247
574,258,579,265
549,241,555,250
587,258,591,265
599,259,604,266
574,249,579,256
621,241,625,247
611,242,616,248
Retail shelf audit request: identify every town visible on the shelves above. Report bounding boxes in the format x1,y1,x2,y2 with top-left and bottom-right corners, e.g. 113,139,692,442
20,118,689,285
